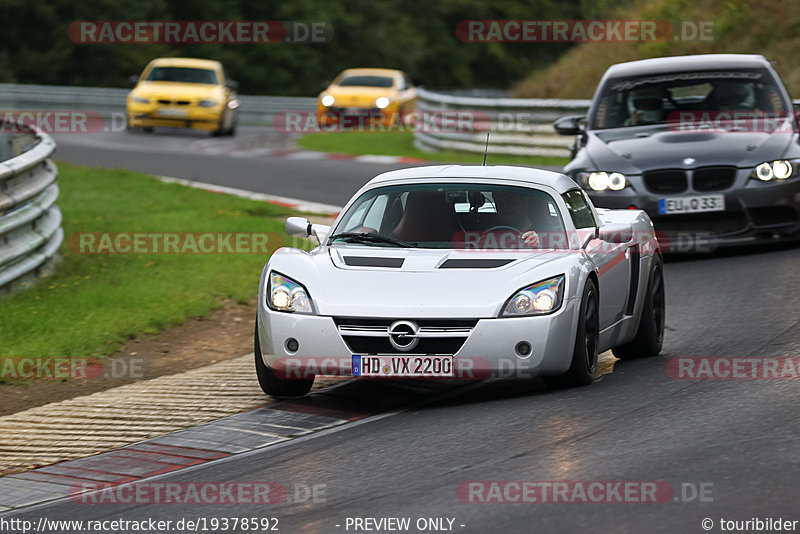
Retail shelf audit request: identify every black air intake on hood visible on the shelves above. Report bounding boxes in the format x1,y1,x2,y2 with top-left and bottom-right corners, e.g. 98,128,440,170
343,256,405,268
439,258,514,269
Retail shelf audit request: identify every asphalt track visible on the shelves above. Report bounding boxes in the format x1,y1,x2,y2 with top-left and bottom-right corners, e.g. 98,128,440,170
9,126,800,533
51,127,420,206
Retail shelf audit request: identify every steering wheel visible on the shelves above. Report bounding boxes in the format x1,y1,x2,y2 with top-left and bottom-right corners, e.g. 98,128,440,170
485,225,522,234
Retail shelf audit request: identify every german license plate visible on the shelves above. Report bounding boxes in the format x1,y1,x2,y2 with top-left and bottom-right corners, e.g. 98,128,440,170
352,355,454,378
157,108,188,118
658,195,725,215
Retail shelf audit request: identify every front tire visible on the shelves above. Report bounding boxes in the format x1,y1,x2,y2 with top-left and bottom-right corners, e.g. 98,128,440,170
612,255,665,359
254,318,314,397
545,278,599,388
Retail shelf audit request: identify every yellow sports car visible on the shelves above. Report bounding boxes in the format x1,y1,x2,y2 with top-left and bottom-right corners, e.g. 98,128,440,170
127,58,239,136
317,68,417,128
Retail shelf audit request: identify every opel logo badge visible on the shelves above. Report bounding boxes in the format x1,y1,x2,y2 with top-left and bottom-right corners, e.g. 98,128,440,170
388,320,419,352
682,157,696,167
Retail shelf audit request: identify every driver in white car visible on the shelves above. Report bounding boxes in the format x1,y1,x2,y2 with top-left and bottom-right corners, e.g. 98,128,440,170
492,191,540,248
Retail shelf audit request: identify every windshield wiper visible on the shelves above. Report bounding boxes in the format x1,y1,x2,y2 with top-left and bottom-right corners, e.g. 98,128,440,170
328,232,414,248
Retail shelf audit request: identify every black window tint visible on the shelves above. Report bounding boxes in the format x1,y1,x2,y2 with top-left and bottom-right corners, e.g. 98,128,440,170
562,190,596,228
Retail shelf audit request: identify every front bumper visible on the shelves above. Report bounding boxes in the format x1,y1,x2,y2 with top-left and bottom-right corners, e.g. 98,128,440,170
585,170,800,252
316,106,401,129
256,298,580,380
127,103,223,131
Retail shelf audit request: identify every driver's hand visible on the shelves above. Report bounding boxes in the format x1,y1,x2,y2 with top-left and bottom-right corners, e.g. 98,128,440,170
521,230,539,248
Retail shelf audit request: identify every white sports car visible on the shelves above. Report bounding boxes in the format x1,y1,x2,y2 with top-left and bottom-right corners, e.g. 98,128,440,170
255,165,665,397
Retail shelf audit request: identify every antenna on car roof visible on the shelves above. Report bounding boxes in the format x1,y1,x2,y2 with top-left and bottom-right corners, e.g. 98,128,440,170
482,131,490,166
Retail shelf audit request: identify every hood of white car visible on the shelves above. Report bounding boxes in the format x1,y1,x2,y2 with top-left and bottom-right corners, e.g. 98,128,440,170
265,245,579,318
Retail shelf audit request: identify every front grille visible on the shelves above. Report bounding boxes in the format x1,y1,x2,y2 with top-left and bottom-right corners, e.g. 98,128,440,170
651,212,747,235
334,318,478,328
156,99,191,105
334,318,477,355
748,206,798,227
693,167,736,192
328,107,382,115
344,337,467,355
643,170,688,194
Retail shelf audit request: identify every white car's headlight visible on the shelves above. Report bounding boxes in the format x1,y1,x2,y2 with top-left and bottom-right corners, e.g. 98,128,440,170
501,275,565,317
132,97,150,104
321,95,335,107
578,171,627,191
750,160,797,181
198,100,218,107
375,97,391,109
267,272,315,314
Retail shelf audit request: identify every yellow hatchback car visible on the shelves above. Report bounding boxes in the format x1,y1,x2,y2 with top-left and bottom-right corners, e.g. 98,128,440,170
127,58,239,136
317,68,417,128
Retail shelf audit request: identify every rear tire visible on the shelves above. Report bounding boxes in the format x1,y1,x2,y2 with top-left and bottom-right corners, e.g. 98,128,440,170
254,318,314,397
612,255,665,359
544,279,599,388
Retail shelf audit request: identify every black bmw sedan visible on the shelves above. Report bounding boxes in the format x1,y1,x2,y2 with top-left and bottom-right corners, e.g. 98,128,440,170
555,54,800,251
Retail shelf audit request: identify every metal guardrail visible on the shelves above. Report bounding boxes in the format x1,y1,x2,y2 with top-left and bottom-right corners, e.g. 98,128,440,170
0,126,62,292
0,83,316,126
415,88,800,158
414,87,591,158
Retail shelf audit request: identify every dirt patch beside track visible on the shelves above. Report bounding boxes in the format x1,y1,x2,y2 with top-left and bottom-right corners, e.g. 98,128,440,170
0,299,259,417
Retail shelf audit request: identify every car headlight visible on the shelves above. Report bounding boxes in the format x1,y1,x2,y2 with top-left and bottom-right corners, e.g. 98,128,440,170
321,95,335,107
750,160,798,181
132,97,150,104
501,275,565,317
375,97,391,109
198,100,218,107
578,171,627,191
267,272,315,314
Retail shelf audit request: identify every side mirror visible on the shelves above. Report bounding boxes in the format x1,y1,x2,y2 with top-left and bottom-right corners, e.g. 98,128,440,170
226,79,239,90
128,75,140,85
310,224,331,244
554,115,585,136
597,223,633,243
286,217,312,238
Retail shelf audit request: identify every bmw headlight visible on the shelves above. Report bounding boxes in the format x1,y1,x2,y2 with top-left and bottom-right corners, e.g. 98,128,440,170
501,275,565,317
321,95,335,107
267,272,315,314
750,160,798,181
132,97,150,104
198,100,218,107
375,97,391,109
578,171,627,191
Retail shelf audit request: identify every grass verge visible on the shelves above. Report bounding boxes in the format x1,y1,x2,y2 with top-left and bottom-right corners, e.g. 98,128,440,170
296,131,569,167
0,162,301,365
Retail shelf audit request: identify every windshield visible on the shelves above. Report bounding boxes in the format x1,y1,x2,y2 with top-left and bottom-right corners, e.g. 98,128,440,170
331,183,568,250
337,75,394,88
145,67,218,84
590,68,789,129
